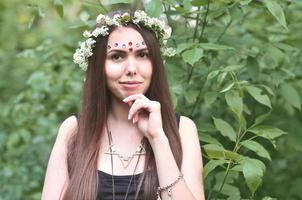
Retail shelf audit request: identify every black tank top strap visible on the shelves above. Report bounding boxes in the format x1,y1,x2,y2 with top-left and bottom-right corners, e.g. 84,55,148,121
175,112,180,127
72,112,79,122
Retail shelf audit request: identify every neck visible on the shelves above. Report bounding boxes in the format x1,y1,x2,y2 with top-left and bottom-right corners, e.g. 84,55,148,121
107,94,144,144
109,94,132,126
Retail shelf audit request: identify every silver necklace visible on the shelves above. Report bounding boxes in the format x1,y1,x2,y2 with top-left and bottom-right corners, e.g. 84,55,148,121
106,118,144,200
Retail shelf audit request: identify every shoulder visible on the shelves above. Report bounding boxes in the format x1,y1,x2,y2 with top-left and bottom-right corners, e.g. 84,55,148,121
178,115,200,152
179,115,198,136
56,115,78,144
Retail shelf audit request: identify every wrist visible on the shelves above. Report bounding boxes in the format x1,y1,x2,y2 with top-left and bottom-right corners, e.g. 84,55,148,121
148,132,169,148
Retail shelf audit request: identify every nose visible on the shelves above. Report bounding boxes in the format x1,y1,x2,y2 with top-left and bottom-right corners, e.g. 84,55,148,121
125,57,137,76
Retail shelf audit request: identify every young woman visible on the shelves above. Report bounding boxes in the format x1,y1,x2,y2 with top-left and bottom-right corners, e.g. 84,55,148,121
42,10,205,200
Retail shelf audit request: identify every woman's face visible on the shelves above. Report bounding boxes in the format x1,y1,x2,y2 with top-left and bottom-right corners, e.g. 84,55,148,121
105,26,153,100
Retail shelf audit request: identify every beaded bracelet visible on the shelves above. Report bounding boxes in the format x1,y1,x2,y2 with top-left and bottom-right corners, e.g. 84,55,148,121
156,173,184,200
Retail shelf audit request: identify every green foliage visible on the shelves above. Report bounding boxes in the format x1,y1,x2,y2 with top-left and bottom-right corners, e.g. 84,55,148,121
0,0,302,199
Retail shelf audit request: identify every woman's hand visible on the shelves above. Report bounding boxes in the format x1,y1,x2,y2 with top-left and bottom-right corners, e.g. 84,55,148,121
123,93,166,141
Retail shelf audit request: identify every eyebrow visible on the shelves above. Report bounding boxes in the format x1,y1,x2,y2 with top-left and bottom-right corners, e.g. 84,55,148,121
107,48,148,54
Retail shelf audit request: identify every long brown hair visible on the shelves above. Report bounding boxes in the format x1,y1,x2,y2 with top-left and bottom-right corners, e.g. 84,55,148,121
63,11,183,200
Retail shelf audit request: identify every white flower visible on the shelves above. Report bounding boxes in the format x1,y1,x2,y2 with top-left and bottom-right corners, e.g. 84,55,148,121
122,12,130,18
91,26,109,37
96,14,106,24
83,30,91,38
163,26,172,39
162,47,176,57
105,16,114,26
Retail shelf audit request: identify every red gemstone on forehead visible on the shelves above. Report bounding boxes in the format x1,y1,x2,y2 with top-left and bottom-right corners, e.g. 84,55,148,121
129,48,133,51
128,42,132,46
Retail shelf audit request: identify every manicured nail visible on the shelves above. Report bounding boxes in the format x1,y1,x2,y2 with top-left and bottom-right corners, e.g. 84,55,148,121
128,114,131,120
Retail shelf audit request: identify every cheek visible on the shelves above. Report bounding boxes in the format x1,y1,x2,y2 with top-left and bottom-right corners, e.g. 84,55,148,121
140,61,153,79
105,62,124,80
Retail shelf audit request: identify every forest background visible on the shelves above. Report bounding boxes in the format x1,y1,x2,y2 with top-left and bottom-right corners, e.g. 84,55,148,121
0,0,301,199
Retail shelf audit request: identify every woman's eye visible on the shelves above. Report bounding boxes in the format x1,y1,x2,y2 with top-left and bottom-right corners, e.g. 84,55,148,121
138,52,149,58
111,54,123,61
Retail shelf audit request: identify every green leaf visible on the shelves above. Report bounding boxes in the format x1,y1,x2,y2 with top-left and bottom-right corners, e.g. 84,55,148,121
220,82,235,93
199,133,221,145
105,0,132,4
145,0,163,17
203,144,241,161
176,43,195,54
241,140,271,160
183,0,192,11
225,90,243,115
213,117,237,142
241,158,265,195
191,0,207,6
254,112,271,125
182,48,204,66
207,70,220,80
264,0,288,30
248,125,287,140
280,83,301,110
222,65,244,72
184,90,199,104
245,86,272,109
217,71,228,85
199,43,234,50
204,91,218,107
240,0,253,5
53,0,64,18
203,159,227,178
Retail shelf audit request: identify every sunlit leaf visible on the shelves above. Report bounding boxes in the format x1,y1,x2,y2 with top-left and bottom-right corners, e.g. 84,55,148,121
213,117,237,142
263,0,288,30
182,48,203,66
203,159,227,178
241,140,271,160
53,0,64,18
241,158,265,195
280,83,301,110
248,125,287,140
245,86,272,109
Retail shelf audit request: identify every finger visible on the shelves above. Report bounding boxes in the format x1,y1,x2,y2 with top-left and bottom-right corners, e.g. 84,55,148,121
129,100,150,120
133,111,139,123
123,93,148,103
128,99,142,119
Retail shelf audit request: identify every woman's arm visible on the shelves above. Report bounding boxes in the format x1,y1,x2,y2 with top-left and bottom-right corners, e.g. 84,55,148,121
41,116,78,200
149,116,205,200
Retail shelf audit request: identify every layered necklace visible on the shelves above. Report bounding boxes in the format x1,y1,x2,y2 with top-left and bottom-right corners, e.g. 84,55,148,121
105,118,146,200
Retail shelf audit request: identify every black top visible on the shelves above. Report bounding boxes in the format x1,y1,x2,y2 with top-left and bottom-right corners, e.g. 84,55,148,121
73,112,181,200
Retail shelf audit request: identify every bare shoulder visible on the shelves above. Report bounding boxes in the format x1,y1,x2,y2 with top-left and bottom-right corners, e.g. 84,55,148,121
179,115,198,137
56,115,78,142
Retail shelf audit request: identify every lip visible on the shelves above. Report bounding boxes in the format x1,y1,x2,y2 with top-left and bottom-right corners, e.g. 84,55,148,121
119,81,142,90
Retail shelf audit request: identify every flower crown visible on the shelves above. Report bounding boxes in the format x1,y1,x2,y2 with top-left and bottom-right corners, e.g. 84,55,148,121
73,10,176,71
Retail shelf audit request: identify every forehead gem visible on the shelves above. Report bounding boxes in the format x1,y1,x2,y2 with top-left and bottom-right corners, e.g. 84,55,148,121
129,48,133,52
107,45,111,49
128,42,132,46
114,43,118,47
142,41,145,45
122,44,126,48
135,43,140,48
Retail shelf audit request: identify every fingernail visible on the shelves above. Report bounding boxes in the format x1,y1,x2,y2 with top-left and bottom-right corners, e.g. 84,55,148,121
128,114,131,120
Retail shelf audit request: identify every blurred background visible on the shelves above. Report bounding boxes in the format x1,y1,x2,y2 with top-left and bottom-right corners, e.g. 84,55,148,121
0,0,301,199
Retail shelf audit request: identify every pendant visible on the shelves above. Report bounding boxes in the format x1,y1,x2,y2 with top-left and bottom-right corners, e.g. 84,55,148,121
105,143,146,169
168,188,172,200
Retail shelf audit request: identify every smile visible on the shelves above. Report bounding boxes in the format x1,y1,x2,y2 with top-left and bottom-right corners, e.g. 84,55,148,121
119,81,142,90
